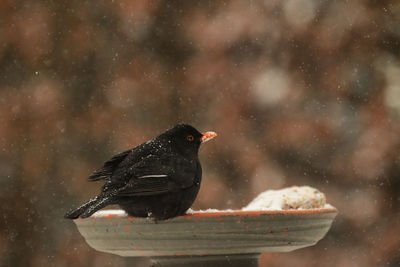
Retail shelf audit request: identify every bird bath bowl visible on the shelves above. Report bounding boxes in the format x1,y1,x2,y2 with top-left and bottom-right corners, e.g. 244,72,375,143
73,207,337,266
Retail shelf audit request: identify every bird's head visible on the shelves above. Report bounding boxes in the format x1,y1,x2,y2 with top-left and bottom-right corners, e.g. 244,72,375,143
159,124,217,155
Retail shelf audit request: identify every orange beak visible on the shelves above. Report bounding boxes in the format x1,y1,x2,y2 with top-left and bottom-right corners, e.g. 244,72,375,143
200,131,217,143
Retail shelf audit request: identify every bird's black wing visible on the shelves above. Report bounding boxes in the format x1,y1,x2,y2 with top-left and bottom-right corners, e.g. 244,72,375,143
116,154,197,197
88,149,131,181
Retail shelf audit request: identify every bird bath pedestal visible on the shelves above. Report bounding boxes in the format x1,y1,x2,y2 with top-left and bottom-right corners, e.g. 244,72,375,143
73,208,337,266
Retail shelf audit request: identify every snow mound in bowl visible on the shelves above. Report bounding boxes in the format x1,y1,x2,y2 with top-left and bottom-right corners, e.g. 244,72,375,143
243,186,328,211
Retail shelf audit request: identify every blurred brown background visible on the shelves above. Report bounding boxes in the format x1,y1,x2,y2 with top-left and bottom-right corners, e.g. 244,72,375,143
1,0,400,266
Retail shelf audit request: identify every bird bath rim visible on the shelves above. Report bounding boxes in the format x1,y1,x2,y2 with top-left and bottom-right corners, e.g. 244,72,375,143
77,206,338,220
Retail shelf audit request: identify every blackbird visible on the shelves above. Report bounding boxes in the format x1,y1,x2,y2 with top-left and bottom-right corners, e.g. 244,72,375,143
64,124,217,220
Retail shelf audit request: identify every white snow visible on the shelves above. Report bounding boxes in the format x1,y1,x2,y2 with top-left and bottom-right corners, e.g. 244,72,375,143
187,186,331,214
186,208,234,214
243,186,328,211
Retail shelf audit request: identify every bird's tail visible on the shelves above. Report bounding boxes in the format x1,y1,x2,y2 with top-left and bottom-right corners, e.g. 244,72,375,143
64,194,115,219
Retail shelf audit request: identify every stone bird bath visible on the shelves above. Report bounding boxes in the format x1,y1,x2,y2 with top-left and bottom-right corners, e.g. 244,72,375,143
73,207,337,266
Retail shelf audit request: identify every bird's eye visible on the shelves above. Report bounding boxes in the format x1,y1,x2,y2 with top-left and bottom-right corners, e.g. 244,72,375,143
186,135,194,141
